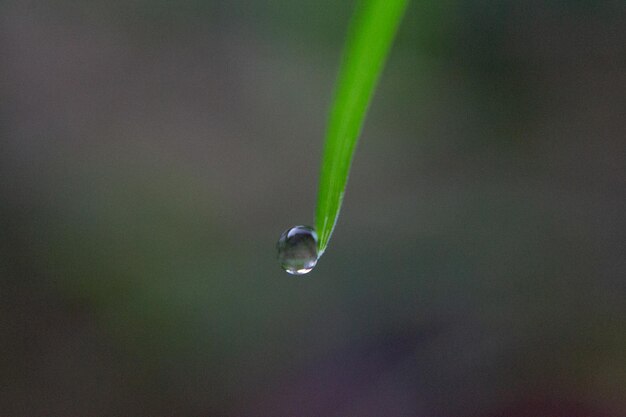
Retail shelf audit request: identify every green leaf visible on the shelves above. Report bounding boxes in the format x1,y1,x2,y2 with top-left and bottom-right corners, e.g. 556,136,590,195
315,0,408,254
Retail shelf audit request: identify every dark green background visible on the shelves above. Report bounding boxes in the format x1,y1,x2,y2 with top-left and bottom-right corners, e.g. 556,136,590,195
1,1,624,415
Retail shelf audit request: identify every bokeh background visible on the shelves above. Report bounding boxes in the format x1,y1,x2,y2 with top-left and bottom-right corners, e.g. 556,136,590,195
1,0,625,416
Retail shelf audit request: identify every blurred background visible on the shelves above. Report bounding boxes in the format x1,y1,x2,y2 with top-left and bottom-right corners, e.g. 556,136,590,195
1,0,625,416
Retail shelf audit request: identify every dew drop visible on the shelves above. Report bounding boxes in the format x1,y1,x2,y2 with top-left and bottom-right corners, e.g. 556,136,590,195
277,225,319,275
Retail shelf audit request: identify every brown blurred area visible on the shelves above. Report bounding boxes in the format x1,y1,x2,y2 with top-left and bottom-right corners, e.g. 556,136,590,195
1,1,625,416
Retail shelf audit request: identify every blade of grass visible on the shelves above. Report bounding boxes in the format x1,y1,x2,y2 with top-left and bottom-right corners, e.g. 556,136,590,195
315,0,408,255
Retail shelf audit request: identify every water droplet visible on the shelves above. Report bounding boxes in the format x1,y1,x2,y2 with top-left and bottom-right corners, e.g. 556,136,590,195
277,225,319,275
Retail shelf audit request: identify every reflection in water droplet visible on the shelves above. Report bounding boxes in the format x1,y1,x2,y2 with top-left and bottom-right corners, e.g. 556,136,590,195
277,225,319,275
